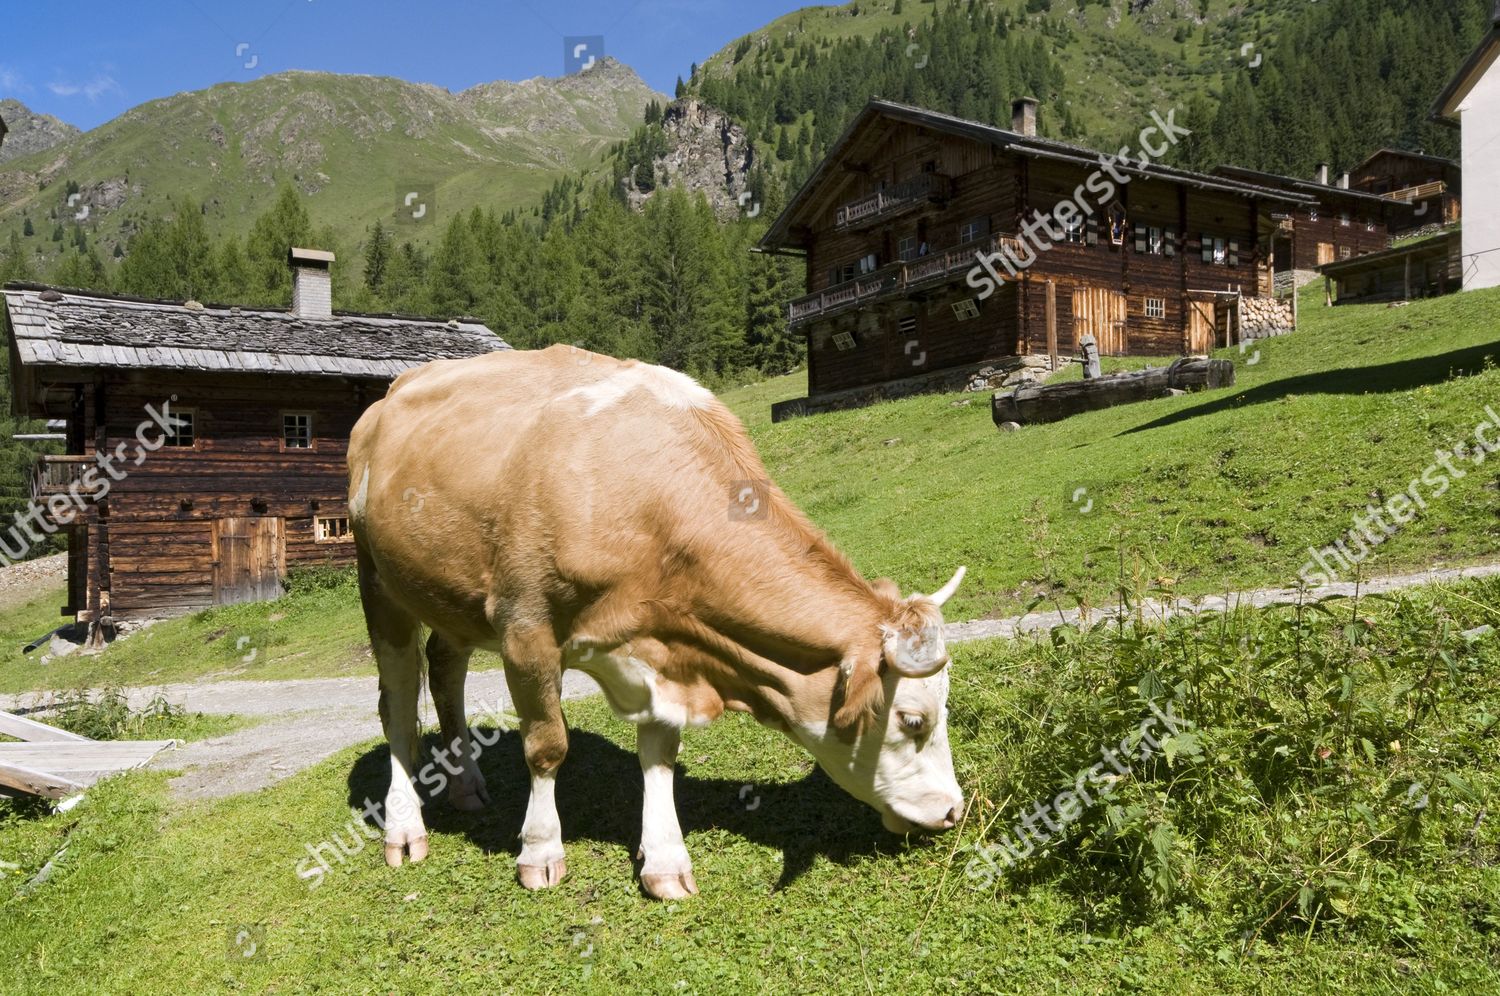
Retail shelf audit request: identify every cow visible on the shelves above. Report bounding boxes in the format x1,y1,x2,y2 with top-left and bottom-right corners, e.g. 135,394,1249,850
347,345,966,899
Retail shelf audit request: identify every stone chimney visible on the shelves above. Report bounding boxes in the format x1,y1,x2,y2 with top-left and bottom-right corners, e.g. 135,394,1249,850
289,247,334,319
1011,97,1038,138
1337,172,1350,189
1315,163,1330,185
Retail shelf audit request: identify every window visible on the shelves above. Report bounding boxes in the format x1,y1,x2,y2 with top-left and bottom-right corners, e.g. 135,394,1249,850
828,262,857,286
1308,209,1320,222
1200,235,1237,266
1339,212,1351,228
832,330,857,351
959,217,988,245
898,315,919,337
163,409,195,447
952,299,981,321
1366,220,1377,233
1134,225,1167,255
857,253,879,275
1340,246,1353,260
1062,214,1086,244
1144,297,1166,319
897,236,919,262
316,517,351,543
282,413,312,450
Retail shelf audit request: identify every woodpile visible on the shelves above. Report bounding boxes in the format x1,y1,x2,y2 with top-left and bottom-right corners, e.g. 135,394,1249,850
992,357,1235,426
1239,297,1294,340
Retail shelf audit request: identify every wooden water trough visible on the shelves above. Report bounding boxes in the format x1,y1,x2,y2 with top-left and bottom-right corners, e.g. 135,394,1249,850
992,356,1236,427
0,710,175,800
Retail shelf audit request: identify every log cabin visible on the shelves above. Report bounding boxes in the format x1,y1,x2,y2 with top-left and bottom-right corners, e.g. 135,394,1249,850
1347,149,1462,235
758,99,1315,422
1212,164,1406,273
2,249,507,640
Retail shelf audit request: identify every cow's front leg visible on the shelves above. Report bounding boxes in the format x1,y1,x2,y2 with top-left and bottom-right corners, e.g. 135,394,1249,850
503,624,569,890
637,722,697,899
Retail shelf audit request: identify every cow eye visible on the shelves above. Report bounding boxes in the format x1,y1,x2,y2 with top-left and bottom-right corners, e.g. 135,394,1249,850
897,711,927,736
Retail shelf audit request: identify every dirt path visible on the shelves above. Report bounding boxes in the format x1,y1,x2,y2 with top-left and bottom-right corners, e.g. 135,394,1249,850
6,561,1498,802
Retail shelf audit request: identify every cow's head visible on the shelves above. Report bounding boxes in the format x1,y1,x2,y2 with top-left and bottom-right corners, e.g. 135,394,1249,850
798,567,967,835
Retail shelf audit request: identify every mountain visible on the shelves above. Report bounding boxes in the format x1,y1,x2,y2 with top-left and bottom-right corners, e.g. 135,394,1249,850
0,59,666,266
0,99,80,164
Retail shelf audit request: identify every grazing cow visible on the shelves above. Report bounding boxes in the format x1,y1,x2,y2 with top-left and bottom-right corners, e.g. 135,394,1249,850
347,345,966,899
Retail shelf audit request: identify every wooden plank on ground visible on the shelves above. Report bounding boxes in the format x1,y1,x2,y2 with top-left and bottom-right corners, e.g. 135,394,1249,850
0,710,92,743
0,759,84,800
0,741,176,773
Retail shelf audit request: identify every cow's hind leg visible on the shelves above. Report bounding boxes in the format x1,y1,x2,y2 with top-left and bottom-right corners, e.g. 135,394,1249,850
637,722,697,900
427,631,490,812
358,558,428,867
502,624,569,889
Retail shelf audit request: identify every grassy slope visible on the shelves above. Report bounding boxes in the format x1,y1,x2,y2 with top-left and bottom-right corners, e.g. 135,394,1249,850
3,283,1499,695
723,284,1500,623
1,580,1496,993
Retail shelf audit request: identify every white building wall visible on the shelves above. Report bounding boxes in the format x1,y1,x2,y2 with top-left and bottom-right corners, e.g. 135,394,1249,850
1460,61,1500,290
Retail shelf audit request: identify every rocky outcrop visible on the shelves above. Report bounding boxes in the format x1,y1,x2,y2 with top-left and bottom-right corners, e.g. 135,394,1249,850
624,98,755,222
0,99,80,164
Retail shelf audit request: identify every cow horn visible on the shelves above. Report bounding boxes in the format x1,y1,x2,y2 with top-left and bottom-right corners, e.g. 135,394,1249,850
928,566,967,607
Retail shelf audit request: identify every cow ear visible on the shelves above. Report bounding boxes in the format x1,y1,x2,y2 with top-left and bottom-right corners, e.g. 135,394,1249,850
833,656,885,736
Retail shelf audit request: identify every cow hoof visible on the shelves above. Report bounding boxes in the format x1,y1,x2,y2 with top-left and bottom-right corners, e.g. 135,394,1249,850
517,859,568,890
384,834,429,867
641,871,699,900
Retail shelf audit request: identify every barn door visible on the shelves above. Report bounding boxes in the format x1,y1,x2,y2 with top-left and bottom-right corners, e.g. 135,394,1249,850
213,517,285,605
1317,242,1335,266
1186,296,1218,354
1072,287,1128,355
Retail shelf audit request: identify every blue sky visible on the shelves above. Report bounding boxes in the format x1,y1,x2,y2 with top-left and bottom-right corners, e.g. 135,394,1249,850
1,0,816,131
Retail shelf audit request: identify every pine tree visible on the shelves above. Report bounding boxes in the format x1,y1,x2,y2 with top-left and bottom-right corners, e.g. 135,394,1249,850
246,183,313,304
364,220,392,294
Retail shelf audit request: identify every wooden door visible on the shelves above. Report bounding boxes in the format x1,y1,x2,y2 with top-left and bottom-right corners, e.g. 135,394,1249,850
1316,242,1335,266
213,517,285,605
1186,297,1217,355
1072,286,1128,355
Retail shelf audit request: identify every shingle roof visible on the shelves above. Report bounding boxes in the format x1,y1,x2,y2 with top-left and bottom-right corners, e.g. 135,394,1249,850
2,283,508,379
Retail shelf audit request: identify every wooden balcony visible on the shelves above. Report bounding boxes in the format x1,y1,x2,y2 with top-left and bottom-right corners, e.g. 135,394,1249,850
1384,181,1446,203
31,455,94,502
834,173,953,231
788,235,1025,328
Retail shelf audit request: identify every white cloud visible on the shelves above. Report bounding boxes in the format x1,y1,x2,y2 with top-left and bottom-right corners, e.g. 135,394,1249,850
47,74,121,101
0,66,29,94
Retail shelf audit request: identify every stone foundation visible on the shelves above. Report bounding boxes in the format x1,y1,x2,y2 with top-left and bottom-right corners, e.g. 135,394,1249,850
771,355,1062,422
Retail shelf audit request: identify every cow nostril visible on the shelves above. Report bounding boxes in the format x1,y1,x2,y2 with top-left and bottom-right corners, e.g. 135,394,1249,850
943,806,960,828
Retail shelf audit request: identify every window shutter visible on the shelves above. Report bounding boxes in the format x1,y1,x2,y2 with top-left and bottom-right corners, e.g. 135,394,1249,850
1201,234,1212,264
1228,240,1240,266
1134,224,1147,254
1086,218,1099,246
1165,229,1176,257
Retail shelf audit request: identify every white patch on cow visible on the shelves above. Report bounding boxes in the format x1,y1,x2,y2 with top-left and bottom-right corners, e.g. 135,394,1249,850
561,363,713,417
518,771,564,869
788,669,963,833
567,644,705,728
350,464,371,523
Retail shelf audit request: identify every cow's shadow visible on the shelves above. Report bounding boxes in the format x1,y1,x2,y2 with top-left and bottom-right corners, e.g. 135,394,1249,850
344,725,912,891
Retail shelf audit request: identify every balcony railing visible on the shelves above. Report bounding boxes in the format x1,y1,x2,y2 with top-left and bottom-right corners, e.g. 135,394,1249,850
1384,181,1446,203
788,234,1025,327
31,455,94,502
834,173,953,231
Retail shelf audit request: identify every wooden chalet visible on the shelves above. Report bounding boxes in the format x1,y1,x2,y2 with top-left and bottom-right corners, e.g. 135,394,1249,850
1212,164,1406,271
2,249,506,637
1347,149,1462,233
759,99,1315,421
1431,3,1500,291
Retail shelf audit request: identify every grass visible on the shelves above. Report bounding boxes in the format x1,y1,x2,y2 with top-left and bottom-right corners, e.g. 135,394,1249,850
1,578,1496,993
